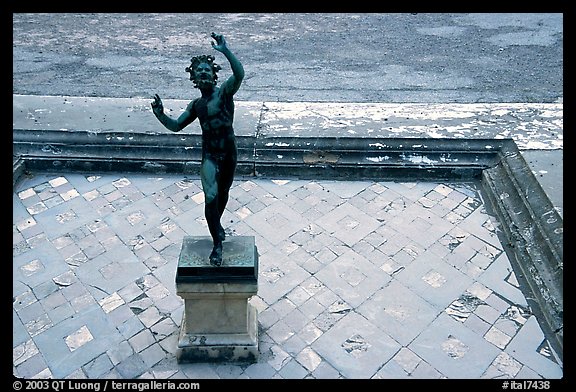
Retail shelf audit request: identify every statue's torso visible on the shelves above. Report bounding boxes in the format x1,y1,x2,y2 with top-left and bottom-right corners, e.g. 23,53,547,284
194,88,236,155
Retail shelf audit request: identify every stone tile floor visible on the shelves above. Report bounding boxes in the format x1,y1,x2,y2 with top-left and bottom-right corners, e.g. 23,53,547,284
13,172,563,379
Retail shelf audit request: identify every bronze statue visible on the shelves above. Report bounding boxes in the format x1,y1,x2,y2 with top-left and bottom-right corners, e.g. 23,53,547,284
151,33,244,266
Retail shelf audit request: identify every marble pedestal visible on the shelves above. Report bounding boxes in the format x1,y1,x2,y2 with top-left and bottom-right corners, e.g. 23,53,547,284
175,236,259,362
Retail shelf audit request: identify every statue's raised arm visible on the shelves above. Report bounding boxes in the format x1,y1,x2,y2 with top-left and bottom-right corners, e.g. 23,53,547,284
211,33,244,96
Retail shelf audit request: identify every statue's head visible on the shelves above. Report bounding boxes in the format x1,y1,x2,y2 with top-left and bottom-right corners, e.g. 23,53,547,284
185,54,222,89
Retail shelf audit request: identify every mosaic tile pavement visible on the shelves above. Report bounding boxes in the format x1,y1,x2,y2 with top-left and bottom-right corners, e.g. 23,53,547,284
13,172,563,379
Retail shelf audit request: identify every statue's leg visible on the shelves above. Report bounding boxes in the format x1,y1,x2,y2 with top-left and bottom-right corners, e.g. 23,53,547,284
217,151,238,221
201,158,223,266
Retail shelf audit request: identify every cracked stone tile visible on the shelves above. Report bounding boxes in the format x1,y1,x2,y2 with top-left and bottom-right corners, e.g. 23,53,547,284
418,197,436,209
380,260,404,275
86,219,107,233
502,305,530,325
83,190,100,201
51,235,73,250
61,189,80,201
25,314,52,337
129,295,153,315
126,211,146,226
16,217,37,232
13,339,40,366
494,318,520,337
299,323,323,345
466,281,493,301
285,286,311,307
52,271,77,287
56,210,77,223
136,275,160,291
296,280,323,300
112,178,131,188
145,284,170,301
159,220,177,236
65,251,88,267
445,292,485,322
441,335,469,359
138,306,163,328
31,182,51,193
482,351,522,378
49,177,68,187
20,259,43,277
484,326,512,349
27,202,48,215
150,318,178,340
421,270,447,288
31,368,53,379
65,325,94,352
13,291,37,310
296,347,322,372
328,300,352,315
99,292,125,313
342,334,371,359
393,347,422,374
262,266,285,284
268,345,291,371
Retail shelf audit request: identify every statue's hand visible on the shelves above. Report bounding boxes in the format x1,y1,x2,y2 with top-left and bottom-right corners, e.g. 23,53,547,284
151,94,163,114
211,32,227,53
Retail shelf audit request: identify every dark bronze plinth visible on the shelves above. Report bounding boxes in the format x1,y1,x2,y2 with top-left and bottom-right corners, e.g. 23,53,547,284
176,236,258,283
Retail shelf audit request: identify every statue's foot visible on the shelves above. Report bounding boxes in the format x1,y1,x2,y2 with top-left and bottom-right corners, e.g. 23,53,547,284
218,226,226,242
209,243,223,266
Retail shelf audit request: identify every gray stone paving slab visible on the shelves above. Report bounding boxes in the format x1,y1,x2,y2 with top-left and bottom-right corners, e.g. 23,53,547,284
505,316,563,379
395,251,475,310
74,252,150,297
477,254,530,308
13,310,30,348
312,311,401,379
84,354,114,378
357,280,439,346
314,249,391,308
409,312,501,379
315,203,381,247
115,354,149,379
257,252,310,305
244,200,309,246
32,305,124,378
14,242,70,290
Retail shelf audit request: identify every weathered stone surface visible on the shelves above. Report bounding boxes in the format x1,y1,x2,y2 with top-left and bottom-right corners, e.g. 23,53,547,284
175,236,259,362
